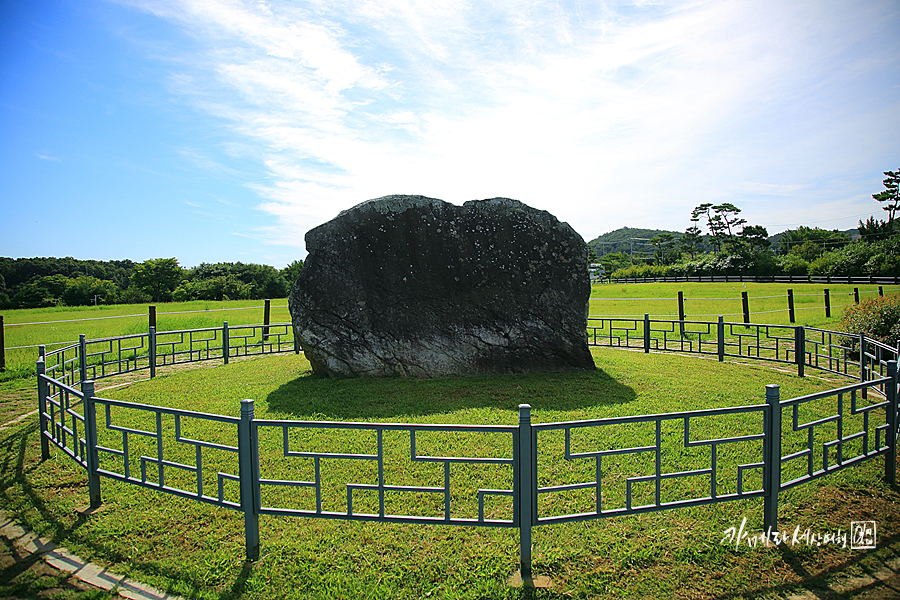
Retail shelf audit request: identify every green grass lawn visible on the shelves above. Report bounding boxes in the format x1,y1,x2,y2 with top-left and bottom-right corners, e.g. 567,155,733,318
2,349,898,599
1,299,291,380
590,281,898,328
4,282,896,381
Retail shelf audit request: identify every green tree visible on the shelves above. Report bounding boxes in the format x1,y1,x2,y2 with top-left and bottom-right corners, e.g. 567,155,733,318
691,204,720,251
713,203,747,251
281,260,305,288
681,225,703,258
10,274,70,308
600,252,631,275
61,276,120,306
172,275,252,302
119,285,151,304
791,240,824,262
872,169,899,232
189,262,288,299
777,226,849,255
776,253,809,275
691,203,745,251
738,225,769,252
131,258,183,302
649,233,678,265
858,216,893,241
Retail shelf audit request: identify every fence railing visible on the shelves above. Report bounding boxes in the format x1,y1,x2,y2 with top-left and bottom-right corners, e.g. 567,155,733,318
590,286,898,324
39,321,298,391
606,275,900,285
587,316,898,392
33,319,900,586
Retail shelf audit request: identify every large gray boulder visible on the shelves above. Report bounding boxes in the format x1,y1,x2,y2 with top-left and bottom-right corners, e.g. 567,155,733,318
288,195,595,377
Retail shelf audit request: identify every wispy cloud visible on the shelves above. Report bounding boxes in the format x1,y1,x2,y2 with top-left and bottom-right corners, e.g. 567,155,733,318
36,153,61,161
739,183,809,196
115,0,900,250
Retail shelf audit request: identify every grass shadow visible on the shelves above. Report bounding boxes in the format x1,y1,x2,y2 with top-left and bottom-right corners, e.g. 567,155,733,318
265,367,637,419
710,531,900,600
0,422,216,600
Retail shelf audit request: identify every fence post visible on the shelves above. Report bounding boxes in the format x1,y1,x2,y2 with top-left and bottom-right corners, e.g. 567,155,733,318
854,288,860,304
81,380,102,509
717,317,725,362
149,327,156,379
879,286,884,297
223,321,230,365
79,334,87,383
860,335,868,400
763,384,781,534
860,334,867,384
36,359,50,461
643,314,650,353
0,315,5,372
885,361,897,486
824,289,831,318
741,292,750,324
795,327,805,378
518,403,534,585
677,292,685,337
149,305,156,330
263,299,271,343
238,399,260,561
787,289,795,324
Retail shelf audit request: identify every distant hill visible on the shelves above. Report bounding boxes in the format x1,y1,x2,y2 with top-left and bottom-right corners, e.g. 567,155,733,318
590,226,858,258
587,227,695,259
768,227,858,253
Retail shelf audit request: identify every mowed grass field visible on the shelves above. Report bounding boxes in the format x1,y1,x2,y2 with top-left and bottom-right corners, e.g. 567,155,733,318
589,281,897,328
1,345,899,599
0,299,292,380
2,282,896,380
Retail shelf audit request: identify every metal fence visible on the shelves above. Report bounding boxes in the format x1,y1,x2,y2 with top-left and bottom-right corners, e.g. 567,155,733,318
587,315,899,386
39,321,297,391
607,274,900,285
33,322,900,586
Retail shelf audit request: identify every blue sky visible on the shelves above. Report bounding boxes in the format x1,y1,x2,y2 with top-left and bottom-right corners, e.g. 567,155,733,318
2,0,898,268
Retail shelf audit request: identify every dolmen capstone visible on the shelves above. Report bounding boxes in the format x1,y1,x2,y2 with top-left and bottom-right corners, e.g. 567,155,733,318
288,195,595,377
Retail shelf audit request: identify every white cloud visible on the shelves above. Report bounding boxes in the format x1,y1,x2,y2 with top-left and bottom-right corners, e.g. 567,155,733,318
117,0,900,251
739,183,809,196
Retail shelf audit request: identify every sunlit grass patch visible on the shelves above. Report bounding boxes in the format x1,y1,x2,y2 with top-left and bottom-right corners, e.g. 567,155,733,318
2,348,898,599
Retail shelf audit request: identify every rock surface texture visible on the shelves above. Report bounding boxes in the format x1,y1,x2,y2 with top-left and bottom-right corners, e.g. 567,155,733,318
288,195,595,377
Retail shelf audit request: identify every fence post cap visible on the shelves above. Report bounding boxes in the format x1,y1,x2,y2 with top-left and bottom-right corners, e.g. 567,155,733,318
518,404,532,423
241,398,255,414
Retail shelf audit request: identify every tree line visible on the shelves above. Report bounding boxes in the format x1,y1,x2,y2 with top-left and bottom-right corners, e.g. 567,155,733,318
601,169,900,279
0,257,305,309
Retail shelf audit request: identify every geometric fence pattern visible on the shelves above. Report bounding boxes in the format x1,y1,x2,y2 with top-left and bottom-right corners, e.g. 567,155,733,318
34,319,900,586
40,321,297,388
